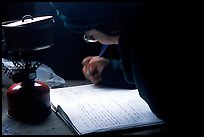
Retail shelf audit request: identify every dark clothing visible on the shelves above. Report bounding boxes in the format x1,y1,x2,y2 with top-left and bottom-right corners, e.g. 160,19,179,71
117,8,200,134
101,2,201,134
50,2,138,33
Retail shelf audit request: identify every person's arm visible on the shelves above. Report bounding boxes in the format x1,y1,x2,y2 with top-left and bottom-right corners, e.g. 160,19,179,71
83,28,136,89
99,59,136,89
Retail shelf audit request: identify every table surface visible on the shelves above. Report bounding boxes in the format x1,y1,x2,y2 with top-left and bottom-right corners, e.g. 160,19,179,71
2,80,171,135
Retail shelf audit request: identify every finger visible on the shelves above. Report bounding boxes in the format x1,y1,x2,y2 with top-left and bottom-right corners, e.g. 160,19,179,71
82,65,96,80
88,56,100,64
81,56,94,65
82,66,88,77
89,75,102,84
87,62,98,75
83,64,100,81
85,70,91,80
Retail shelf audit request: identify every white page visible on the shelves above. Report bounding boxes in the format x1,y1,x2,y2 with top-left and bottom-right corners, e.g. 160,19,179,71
50,84,164,135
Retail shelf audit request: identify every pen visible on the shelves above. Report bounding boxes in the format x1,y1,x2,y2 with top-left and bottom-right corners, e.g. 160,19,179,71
84,44,108,78
98,44,108,57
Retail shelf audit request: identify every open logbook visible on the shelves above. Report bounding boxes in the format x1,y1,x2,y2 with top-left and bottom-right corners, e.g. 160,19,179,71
50,84,165,135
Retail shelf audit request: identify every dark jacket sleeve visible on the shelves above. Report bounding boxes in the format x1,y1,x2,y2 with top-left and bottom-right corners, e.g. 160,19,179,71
98,59,136,89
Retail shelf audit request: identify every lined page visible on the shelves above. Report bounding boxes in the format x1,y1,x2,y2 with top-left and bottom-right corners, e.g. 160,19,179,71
50,84,164,134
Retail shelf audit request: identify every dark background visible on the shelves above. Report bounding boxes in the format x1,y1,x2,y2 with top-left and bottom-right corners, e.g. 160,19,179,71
1,1,200,80
1,2,121,80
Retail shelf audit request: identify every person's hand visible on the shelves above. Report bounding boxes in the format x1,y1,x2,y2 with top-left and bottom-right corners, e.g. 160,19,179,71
82,56,110,84
85,29,119,45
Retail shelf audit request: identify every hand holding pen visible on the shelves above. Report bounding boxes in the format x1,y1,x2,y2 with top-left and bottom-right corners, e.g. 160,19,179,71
82,56,109,84
82,33,109,83
82,29,119,84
